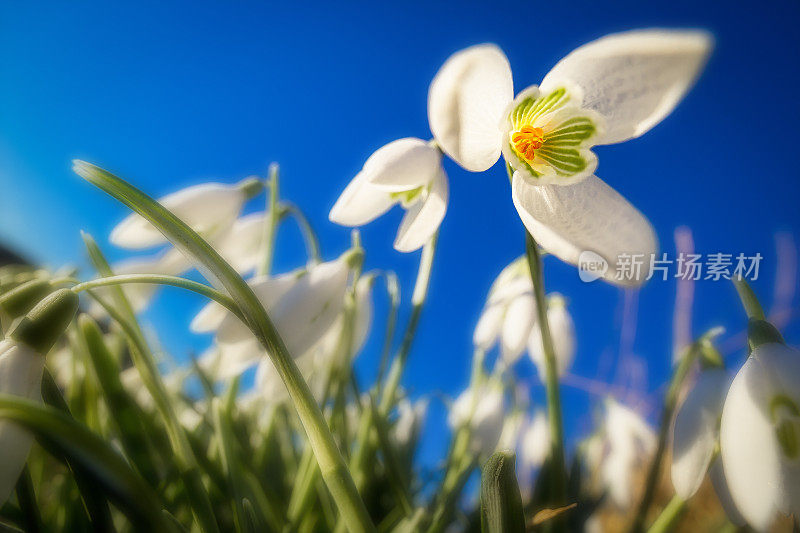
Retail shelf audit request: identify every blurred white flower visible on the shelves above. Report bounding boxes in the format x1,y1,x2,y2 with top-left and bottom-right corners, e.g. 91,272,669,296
429,31,712,285
329,138,448,252
212,212,271,276
448,382,505,456
720,342,800,531
670,367,729,499
192,254,352,380
519,411,550,472
0,339,45,504
474,257,537,364
110,177,261,249
527,293,576,381
601,398,657,508
393,397,428,448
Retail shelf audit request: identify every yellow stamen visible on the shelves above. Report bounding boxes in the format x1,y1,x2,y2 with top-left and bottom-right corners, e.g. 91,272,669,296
511,125,544,162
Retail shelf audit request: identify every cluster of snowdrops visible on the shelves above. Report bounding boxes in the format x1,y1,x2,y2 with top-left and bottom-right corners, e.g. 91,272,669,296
0,29,797,533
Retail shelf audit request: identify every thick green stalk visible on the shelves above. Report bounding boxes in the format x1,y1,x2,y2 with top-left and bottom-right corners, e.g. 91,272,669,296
630,344,699,532
646,495,686,533
524,232,567,508
75,161,373,532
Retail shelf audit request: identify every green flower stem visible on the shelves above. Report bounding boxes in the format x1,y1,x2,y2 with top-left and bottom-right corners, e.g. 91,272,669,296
89,291,220,533
284,202,323,264
347,234,437,505
374,271,400,385
524,232,567,508
258,163,280,276
732,277,766,321
75,162,373,533
630,344,699,533
379,232,438,414
645,495,686,533
80,234,219,533
71,274,245,323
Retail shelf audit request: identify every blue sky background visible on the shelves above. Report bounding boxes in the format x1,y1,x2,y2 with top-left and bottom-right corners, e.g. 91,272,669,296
2,1,799,462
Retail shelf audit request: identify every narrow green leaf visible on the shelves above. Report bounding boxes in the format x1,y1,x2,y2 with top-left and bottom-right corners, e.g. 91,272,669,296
480,451,525,533
0,395,171,531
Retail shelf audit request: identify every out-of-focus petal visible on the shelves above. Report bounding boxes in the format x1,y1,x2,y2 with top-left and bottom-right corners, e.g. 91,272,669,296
329,171,395,227
363,138,442,191
500,292,536,364
540,30,713,145
393,169,448,252
671,368,730,499
527,294,576,380
720,353,782,532
213,212,268,275
0,341,45,504
110,182,246,249
428,44,513,171
511,172,657,286
474,303,504,351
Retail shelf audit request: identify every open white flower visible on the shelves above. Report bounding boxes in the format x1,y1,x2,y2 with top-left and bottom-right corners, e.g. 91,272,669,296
429,30,711,285
110,177,262,249
192,254,353,380
474,257,537,364
670,367,730,500
601,398,657,508
720,342,800,531
527,293,576,381
448,382,505,457
329,138,448,252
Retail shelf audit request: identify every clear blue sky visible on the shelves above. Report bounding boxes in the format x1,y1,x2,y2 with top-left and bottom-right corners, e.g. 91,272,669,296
2,1,799,458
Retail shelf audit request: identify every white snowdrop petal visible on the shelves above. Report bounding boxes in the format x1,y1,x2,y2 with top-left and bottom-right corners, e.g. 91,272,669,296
213,212,268,275
500,292,536,364
108,248,191,312
519,411,550,469
363,138,442,191
511,172,657,286
473,303,504,351
720,355,783,532
540,30,712,145
0,341,45,504
709,459,746,527
393,169,448,252
110,183,245,249
670,369,730,499
351,275,375,355
428,44,513,171
329,170,396,227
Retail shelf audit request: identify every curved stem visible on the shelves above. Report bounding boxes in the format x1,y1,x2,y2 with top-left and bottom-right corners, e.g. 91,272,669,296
284,202,322,264
524,232,567,510
379,232,438,414
71,274,244,322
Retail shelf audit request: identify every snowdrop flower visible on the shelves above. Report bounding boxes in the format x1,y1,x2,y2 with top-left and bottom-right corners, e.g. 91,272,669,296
110,177,263,249
670,368,729,500
527,293,575,381
516,411,550,498
393,397,428,448
212,212,272,276
192,252,356,380
429,30,712,284
601,398,657,508
0,289,77,504
720,342,800,531
329,138,448,252
474,257,536,364
448,382,505,456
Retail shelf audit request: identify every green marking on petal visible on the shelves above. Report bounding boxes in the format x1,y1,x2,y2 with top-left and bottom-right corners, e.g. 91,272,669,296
543,117,598,147
535,146,589,175
770,394,800,461
389,186,425,207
